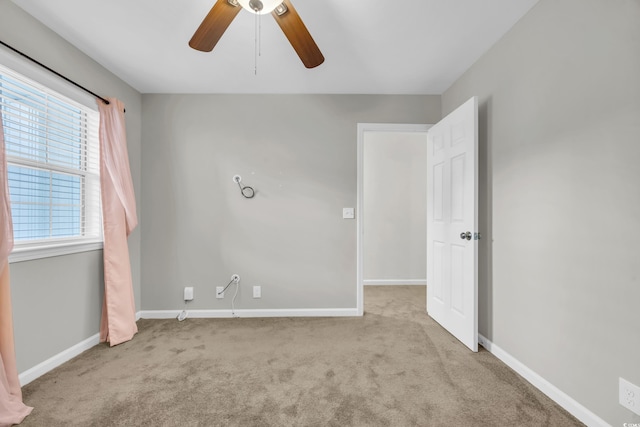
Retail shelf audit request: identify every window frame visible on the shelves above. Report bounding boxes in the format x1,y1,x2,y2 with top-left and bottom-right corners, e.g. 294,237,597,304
0,63,103,263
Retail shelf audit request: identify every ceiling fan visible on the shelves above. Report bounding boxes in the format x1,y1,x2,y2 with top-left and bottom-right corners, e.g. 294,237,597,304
189,0,324,68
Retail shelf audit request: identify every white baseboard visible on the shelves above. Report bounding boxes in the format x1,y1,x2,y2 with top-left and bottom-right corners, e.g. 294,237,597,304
19,332,100,387
139,308,360,319
478,334,609,427
363,280,426,286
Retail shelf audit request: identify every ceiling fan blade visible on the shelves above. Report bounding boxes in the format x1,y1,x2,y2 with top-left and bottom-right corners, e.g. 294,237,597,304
189,0,242,52
271,0,324,68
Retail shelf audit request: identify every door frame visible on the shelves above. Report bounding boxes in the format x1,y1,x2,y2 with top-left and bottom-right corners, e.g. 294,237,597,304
356,123,432,316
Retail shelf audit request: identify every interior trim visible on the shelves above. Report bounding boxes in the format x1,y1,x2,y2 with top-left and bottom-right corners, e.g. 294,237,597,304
9,241,103,263
19,332,100,386
138,308,360,319
363,279,426,286
478,334,609,427
356,123,432,316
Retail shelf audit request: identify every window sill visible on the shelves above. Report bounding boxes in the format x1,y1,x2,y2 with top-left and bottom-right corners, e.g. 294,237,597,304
9,240,104,263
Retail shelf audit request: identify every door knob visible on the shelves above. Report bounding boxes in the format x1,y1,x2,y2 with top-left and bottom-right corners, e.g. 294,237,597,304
460,231,471,241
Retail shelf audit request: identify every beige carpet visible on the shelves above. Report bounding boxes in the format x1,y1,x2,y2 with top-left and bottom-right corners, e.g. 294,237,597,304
20,286,582,426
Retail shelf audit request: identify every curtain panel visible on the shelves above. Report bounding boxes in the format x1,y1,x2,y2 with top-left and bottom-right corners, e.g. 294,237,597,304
98,98,138,347
0,110,32,426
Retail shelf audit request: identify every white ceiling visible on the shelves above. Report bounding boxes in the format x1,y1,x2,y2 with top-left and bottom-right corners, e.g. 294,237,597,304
12,0,539,94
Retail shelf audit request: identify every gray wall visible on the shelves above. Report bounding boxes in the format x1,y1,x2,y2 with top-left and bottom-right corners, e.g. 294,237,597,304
141,94,440,310
363,131,427,282
442,0,640,425
0,1,142,373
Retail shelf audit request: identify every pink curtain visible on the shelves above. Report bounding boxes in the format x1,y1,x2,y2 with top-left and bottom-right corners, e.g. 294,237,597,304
98,98,138,347
0,111,32,426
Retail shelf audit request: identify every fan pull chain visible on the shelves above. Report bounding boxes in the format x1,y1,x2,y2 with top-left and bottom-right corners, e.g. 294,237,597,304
254,12,259,75
259,12,262,57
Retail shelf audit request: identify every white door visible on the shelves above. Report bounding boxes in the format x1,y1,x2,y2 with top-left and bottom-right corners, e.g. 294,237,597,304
426,96,478,352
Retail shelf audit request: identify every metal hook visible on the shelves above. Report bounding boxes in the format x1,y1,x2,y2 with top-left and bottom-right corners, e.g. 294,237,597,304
233,175,255,199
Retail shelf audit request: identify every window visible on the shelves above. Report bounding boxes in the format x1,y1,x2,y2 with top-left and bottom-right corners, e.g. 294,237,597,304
0,64,102,261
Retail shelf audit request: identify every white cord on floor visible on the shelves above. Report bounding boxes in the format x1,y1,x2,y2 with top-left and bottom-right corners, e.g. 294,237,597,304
177,300,190,322
231,280,240,318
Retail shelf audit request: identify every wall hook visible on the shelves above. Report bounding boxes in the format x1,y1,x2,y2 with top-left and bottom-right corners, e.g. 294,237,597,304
233,175,255,199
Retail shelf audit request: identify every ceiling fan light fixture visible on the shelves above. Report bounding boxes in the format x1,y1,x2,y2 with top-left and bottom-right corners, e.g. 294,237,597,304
238,0,283,14
190,0,323,68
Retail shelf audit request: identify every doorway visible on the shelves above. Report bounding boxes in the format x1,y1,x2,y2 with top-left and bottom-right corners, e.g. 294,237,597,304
356,123,431,315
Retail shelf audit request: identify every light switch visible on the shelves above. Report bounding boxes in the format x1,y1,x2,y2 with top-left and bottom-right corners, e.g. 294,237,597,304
343,208,355,219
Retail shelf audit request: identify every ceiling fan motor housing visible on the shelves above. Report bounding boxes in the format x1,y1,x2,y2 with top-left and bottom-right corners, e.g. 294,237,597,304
249,0,263,12
238,0,282,14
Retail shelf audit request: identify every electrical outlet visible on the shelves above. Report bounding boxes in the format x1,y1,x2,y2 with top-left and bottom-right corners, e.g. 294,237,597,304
620,377,640,415
216,286,224,299
253,286,261,298
184,287,194,301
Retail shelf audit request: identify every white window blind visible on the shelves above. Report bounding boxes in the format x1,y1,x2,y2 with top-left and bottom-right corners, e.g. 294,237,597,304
0,64,102,253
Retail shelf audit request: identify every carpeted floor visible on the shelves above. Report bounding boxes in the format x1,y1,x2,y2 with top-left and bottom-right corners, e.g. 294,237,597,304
20,286,583,426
